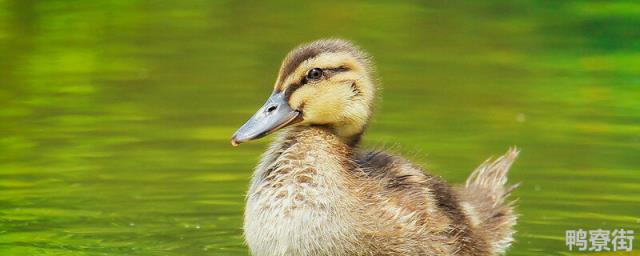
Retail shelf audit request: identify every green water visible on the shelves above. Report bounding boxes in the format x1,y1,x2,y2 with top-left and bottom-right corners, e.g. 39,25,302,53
1,1,639,255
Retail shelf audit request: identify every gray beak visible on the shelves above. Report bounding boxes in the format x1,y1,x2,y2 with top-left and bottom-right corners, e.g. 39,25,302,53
231,92,302,146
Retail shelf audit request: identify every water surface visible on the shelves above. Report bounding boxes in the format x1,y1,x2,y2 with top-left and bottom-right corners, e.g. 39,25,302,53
1,1,639,255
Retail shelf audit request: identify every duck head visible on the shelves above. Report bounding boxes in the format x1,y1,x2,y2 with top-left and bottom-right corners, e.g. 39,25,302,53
232,39,376,146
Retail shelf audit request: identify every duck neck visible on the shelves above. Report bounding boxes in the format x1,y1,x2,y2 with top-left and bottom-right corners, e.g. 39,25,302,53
249,125,357,196
261,125,355,170
278,125,355,151
331,123,366,147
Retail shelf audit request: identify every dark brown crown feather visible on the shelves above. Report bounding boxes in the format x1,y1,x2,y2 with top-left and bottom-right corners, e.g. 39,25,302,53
277,39,370,89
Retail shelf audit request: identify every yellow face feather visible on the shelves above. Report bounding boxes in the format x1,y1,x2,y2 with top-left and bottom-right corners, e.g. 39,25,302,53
275,50,376,141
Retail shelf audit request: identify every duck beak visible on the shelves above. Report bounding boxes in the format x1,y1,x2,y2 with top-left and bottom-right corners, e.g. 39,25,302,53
231,92,302,146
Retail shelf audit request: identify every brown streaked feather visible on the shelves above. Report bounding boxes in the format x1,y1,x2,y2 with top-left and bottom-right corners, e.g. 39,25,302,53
429,177,491,255
459,148,520,254
357,150,492,255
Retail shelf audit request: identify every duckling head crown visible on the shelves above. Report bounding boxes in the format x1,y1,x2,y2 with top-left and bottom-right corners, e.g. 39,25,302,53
232,39,376,146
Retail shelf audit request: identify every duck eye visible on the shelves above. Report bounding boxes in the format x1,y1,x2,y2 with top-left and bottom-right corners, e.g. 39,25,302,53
306,68,323,80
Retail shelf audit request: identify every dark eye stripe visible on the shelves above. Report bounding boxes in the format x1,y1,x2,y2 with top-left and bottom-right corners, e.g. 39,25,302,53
284,66,351,100
299,66,350,85
325,66,349,73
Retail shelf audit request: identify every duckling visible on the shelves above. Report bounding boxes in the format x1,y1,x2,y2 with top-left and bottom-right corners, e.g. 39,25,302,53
231,39,519,256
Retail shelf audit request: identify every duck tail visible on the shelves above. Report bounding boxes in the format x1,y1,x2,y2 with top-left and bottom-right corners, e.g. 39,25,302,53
461,147,519,254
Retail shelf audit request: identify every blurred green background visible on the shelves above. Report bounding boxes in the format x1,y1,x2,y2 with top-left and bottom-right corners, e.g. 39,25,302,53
1,0,639,255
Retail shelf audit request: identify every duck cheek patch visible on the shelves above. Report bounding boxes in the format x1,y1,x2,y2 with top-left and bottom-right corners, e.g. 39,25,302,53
350,82,362,98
